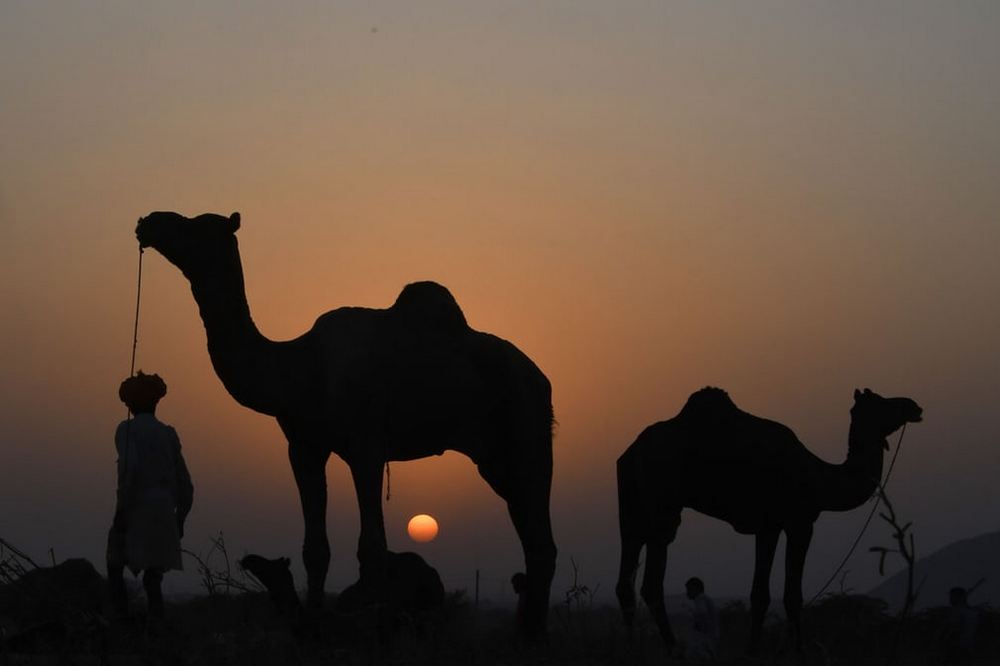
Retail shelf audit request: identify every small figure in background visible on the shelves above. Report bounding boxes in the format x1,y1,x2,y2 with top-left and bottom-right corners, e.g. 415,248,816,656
512,572,528,628
944,586,978,665
684,576,720,660
107,371,193,619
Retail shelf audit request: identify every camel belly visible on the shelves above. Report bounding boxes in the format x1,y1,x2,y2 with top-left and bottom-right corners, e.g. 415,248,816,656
682,467,800,534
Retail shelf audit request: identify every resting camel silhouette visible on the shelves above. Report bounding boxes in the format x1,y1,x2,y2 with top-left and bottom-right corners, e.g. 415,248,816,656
616,387,922,654
135,211,556,636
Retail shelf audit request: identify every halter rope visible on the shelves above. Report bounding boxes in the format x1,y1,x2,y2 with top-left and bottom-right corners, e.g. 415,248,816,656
129,245,144,380
119,245,144,489
807,422,908,605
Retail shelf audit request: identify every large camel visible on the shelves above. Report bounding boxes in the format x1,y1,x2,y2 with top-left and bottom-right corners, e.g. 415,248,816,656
135,211,556,636
616,386,922,653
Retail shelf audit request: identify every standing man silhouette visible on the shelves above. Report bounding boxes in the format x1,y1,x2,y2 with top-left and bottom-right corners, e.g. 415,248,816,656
944,586,978,664
685,576,720,660
107,371,193,619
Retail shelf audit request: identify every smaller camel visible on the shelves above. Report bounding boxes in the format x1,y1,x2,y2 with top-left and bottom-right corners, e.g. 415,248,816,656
241,550,444,638
240,555,300,616
336,550,445,617
616,387,922,654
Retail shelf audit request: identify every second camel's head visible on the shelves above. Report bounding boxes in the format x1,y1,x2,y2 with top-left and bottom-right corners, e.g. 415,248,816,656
850,388,923,448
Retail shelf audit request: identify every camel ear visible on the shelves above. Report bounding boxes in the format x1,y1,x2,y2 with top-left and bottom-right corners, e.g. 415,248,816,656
854,389,862,400
225,212,241,233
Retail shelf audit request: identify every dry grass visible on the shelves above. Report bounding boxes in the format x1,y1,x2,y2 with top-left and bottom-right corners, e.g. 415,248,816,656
1,535,996,665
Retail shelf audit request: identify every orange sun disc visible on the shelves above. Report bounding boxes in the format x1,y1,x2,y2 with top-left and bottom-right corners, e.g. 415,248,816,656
407,514,439,543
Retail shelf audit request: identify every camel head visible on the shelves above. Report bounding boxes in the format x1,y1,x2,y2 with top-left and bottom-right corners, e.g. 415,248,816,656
136,211,241,280
850,388,923,448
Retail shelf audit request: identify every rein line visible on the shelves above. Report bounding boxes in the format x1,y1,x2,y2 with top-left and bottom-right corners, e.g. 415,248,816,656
807,422,908,605
120,245,144,483
130,245,144,380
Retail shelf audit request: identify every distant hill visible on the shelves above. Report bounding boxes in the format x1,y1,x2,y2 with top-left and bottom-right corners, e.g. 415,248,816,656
868,530,1000,610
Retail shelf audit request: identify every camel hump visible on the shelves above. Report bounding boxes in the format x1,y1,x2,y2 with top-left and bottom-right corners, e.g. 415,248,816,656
678,386,739,420
391,281,468,331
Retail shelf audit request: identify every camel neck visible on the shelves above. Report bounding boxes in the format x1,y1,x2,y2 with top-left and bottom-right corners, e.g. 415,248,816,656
186,243,297,417
818,421,885,512
189,250,258,343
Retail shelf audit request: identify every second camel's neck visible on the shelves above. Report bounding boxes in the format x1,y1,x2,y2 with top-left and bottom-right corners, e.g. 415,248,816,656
817,421,886,512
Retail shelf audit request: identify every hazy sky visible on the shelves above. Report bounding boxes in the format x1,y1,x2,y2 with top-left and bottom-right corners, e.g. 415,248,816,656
2,1,998,605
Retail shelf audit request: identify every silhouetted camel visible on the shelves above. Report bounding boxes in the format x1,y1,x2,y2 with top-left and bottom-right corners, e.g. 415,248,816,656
135,211,556,637
616,387,922,654
335,550,445,641
336,550,444,615
240,555,300,616
241,550,443,641
0,559,105,649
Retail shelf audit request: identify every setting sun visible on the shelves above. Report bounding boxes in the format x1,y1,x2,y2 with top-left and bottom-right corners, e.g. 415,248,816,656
407,514,439,543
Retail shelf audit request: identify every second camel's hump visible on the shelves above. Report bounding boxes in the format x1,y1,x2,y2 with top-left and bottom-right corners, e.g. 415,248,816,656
678,386,740,421
675,387,803,465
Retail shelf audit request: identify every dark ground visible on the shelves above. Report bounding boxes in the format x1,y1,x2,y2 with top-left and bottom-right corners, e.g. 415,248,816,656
2,585,998,665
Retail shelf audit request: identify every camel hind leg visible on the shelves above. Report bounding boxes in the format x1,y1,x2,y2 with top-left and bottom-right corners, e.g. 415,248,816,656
639,508,681,648
477,444,556,640
507,488,557,639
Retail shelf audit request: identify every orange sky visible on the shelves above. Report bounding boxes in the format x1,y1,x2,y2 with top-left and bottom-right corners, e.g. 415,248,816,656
2,2,998,602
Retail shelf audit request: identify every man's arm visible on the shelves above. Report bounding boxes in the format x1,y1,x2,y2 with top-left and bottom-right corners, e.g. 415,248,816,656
171,427,194,538
112,422,133,532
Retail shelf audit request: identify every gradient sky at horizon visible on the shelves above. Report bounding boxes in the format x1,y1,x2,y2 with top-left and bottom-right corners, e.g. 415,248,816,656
2,1,998,603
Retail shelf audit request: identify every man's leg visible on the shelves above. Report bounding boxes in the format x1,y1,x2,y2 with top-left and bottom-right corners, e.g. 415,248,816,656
106,529,128,616
142,568,164,618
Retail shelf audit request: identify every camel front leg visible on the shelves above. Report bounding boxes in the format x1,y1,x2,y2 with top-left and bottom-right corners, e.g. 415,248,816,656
615,536,643,627
349,460,388,584
749,529,779,655
639,508,681,648
640,539,675,648
783,523,813,654
289,445,331,610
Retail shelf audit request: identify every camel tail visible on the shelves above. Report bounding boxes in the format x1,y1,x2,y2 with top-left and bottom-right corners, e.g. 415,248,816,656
615,453,644,625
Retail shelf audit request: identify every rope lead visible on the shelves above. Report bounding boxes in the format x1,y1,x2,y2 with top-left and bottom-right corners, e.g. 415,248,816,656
807,423,908,605
121,244,144,477
130,245,144,379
